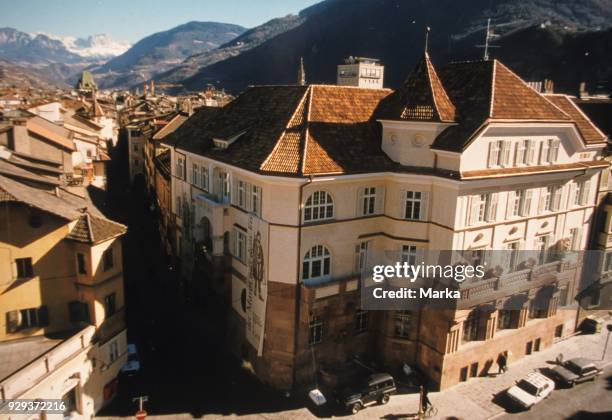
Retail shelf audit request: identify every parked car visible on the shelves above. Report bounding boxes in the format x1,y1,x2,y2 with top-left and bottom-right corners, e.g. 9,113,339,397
548,357,602,387
339,373,396,414
120,344,140,375
505,372,554,410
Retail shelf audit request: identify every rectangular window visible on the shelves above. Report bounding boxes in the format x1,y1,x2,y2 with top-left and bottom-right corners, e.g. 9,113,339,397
77,253,87,275
497,310,517,330
512,189,532,217
604,252,612,273
462,312,480,343
488,140,509,167
404,191,422,220
175,195,182,217
192,163,200,187
218,172,230,202
548,139,560,162
104,293,116,317
401,245,417,266
477,193,496,222
175,156,185,179
237,180,247,209
574,180,590,206
507,242,520,272
309,316,323,345
109,340,119,363
536,235,551,265
394,310,412,339
355,310,369,332
356,241,369,273
362,187,377,216
6,307,48,332
201,166,209,191
16,257,34,278
234,229,247,263
569,227,582,251
103,248,114,272
251,185,262,216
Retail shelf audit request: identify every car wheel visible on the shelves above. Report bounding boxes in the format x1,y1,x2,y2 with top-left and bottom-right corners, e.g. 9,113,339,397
352,402,363,414
379,394,390,405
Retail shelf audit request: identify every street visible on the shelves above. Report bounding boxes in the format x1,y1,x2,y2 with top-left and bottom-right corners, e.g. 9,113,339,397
496,364,612,420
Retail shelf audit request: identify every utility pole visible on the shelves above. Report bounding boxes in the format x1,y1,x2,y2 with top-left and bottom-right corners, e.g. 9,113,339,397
133,395,148,420
602,324,612,361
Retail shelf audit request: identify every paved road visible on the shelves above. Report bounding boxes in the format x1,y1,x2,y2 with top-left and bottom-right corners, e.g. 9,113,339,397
497,364,612,420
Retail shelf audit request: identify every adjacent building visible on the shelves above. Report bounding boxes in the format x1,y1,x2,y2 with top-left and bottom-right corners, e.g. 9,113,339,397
0,158,128,417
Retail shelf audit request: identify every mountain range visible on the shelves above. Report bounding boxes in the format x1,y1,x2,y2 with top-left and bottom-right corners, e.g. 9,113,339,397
1,0,611,94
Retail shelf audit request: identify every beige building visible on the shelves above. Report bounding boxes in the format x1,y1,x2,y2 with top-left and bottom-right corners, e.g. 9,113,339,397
164,55,608,391
0,161,127,418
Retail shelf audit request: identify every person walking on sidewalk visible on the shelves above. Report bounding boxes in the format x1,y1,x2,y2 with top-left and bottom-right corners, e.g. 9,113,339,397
497,352,508,374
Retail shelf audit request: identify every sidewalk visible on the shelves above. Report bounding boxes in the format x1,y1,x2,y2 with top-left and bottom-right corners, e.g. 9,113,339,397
96,319,612,420
353,317,612,420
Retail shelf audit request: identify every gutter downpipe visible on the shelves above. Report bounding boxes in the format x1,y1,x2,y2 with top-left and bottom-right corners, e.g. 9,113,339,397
292,175,313,393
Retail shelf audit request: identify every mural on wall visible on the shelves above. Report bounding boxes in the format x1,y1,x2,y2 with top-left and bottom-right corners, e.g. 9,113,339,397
246,215,268,356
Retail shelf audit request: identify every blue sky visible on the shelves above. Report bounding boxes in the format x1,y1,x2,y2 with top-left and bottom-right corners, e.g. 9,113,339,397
0,0,319,42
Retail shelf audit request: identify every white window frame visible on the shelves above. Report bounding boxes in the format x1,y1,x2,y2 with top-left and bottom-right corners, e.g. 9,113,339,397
309,316,323,345
234,229,247,263
175,155,185,179
109,340,119,364
362,187,377,216
202,166,209,191
356,241,369,273
192,163,200,187
303,191,334,222
302,245,331,281
251,185,262,216
237,180,247,209
401,245,417,266
512,189,532,217
404,191,423,220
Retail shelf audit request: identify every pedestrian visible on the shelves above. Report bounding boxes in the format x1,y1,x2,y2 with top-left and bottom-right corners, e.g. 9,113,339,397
421,385,431,414
497,352,508,374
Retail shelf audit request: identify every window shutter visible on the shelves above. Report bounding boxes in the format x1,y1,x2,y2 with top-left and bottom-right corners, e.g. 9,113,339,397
569,182,577,207
487,193,498,222
559,184,569,210
506,191,516,219
487,143,497,167
580,180,591,205
256,187,262,216
514,142,522,165
521,190,533,216
526,140,535,164
538,188,547,214
551,140,561,161
231,178,238,205
38,306,49,327
552,186,562,211
501,142,511,166
356,187,365,216
246,183,253,211
6,310,20,333
375,187,386,215
400,191,407,219
419,191,429,221
539,141,550,164
468,196,479,226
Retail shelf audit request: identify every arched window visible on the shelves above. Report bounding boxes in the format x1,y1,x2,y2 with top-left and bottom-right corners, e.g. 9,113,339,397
302,245,331,281
304,191,334,222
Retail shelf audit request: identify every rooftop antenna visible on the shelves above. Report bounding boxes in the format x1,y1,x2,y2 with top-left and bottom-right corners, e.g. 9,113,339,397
476,18,499,60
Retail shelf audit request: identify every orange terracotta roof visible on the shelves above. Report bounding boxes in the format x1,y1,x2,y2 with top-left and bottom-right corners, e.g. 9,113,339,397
378,54,455,123
545,94,607,144
433,59,571,152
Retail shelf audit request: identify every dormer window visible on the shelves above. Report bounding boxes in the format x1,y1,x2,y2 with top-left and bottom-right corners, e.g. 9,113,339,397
514,140,535,165
213,130,247,150
539,139,560,164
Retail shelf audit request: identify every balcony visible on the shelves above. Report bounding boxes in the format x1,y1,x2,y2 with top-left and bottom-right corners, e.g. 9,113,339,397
95,307,126,343
458,261,564,308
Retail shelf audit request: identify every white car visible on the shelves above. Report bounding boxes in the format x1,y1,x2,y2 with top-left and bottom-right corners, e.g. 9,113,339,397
505,372,554,410
120,344,140,375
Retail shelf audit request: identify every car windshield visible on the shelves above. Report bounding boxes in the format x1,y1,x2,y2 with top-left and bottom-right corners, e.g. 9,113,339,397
128,354,138,362
517,379,538,395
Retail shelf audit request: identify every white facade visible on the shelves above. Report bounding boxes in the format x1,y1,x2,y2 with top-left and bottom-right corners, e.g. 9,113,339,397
337,58,385,89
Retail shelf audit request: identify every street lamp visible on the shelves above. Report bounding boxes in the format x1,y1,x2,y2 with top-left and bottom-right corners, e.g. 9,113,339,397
602,324,612,361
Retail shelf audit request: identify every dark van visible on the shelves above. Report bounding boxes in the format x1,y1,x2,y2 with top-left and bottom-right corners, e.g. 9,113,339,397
340,373,396,414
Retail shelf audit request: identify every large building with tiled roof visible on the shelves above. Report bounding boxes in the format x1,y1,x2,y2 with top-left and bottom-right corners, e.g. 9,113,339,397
0,156,128,416
164,55,608,392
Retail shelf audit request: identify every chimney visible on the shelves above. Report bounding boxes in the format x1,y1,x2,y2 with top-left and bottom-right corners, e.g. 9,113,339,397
579,82,588,99
150,80,155,97
543,79,554,94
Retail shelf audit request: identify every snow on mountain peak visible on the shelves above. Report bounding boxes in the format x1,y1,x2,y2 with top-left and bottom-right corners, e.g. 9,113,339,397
33,32,131,58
